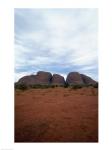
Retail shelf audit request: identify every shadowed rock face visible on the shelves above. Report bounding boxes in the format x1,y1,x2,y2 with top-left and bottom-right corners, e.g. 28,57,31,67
66,72,84,85
80,74,97,85
52,74,65,85
16,71,97,86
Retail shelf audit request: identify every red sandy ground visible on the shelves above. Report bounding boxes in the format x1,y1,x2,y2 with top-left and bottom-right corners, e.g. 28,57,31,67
15,87,98,142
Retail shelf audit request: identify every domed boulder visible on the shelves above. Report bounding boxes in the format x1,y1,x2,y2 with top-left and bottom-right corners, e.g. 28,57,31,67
17,75,38,85
66,72,84,85
17,71,52,85
52,74,65,85
36,71,52,85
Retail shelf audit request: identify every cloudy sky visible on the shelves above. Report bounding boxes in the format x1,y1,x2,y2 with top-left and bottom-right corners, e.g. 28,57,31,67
15,8,98,81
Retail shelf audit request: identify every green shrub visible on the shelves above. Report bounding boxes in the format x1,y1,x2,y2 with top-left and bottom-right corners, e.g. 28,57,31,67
29,84,51,89
71,84,84,89
15,83,28,90
30,84,41,89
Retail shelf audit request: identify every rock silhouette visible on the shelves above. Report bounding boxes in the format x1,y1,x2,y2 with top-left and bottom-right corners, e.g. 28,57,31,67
16,71,97,86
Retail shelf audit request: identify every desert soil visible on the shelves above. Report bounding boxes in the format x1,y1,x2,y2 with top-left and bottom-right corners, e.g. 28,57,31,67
15,87,98,142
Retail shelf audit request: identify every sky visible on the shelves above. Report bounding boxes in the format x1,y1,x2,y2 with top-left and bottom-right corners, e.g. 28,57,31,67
15,8,98,82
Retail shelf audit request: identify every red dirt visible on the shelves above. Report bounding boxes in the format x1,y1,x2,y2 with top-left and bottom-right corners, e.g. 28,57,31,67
15,87,98,142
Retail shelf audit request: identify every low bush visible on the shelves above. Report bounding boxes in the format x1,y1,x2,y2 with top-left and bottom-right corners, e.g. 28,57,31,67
30,84,51,89
71,84,84,89
30,84,41,89
15,83,97,90
15,83,28,90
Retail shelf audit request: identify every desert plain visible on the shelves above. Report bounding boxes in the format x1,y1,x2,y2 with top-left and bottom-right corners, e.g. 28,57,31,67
15,86,98,142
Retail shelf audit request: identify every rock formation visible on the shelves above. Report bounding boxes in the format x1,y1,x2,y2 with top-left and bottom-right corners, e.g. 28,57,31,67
17,71,52,85
66,72,84,85
52,74,65,85
80,74,97,85
36,71,52,85
17,75,38,85
16,71,97,86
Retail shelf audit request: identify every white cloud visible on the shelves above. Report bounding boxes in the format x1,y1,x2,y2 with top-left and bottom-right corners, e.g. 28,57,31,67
15,9,98,81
